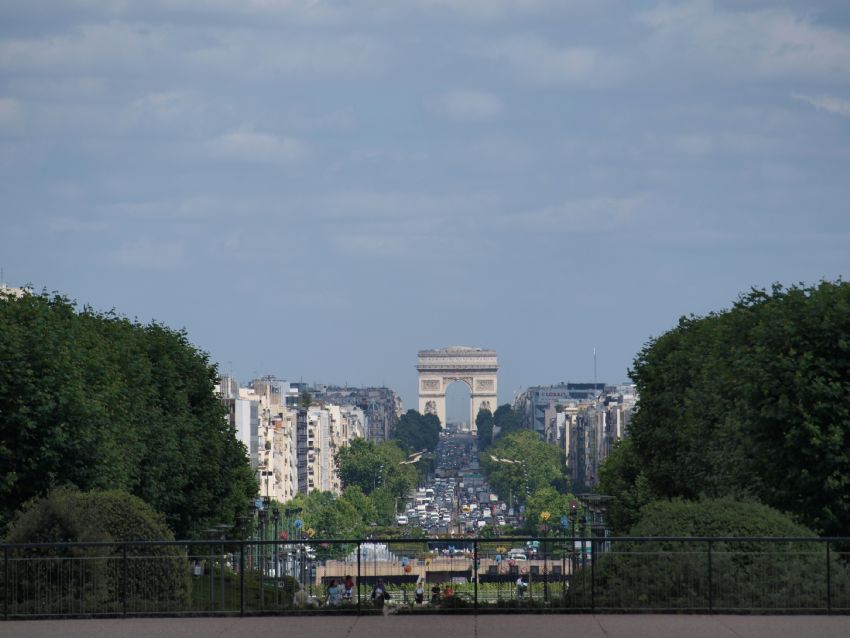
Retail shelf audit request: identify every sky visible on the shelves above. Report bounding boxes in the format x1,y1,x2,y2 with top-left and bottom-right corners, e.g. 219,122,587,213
2,0,849,420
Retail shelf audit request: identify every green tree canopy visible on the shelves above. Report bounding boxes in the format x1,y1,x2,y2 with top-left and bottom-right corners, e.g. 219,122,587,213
392,409,441,453
475,408,494,450
0,292,256,538
481,430,567,505
600,281,850,536
493,404,523,437
335,438,417,498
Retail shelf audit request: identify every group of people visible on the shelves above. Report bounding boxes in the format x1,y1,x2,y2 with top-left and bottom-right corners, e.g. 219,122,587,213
323,575,355,606
325,577,472,608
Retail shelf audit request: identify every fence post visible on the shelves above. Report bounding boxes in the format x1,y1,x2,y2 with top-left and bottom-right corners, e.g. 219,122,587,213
707,540,713,614
356,542,361,615
473,539,478,613
590,537,595,612
122,543,128,617
826,542,832,614
240,541,245,617
4,546,8,621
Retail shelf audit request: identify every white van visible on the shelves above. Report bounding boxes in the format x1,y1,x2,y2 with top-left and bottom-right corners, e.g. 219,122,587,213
396,515,409,525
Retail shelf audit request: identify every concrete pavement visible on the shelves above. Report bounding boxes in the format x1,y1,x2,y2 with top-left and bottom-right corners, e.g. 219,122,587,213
2,615,850,638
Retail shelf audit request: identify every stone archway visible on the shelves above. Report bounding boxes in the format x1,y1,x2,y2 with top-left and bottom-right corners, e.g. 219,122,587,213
416,347,498,430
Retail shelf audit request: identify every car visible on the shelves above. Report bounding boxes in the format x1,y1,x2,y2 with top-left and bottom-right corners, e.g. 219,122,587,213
507,549,527,561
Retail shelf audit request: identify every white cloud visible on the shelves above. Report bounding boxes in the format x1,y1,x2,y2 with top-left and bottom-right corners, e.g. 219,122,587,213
107,237,185,269
121,91,198,127
474,34,626,87
792,93,850,117
498,196,644,233
429,89,503,120
207,128,308,164
639,1,850,82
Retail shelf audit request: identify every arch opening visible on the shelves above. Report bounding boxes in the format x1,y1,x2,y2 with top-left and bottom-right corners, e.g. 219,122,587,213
445,379,472,432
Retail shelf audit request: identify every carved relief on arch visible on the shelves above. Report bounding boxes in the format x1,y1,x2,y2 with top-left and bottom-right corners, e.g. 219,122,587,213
424,400,438,415
479,400,492,413
476,378,495,391
421,379,441,391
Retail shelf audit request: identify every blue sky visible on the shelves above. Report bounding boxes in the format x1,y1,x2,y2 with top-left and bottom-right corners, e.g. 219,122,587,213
2,1,849,418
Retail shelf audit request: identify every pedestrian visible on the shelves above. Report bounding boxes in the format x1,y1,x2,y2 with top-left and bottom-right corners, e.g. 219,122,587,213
430,583,441,604
415,581,425,605
326,579,343,606
444,584,454,599
343,574,355,602
516,575,527,600
371,578,389,609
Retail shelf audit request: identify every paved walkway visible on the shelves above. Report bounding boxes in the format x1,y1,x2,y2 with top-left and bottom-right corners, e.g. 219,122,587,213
3,615,850,638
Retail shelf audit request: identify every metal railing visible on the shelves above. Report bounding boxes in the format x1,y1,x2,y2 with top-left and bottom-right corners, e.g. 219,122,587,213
2,536,849,618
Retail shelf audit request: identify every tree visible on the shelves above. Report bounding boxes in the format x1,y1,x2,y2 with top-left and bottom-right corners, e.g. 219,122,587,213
493,404,523,438
335,439,417,499
481,430,567,505
393,409,441,453
299,391,312,409
475,409,494,450
0,292,256,538
602,281,850,536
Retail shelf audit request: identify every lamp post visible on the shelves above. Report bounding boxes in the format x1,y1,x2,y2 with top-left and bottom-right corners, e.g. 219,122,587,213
569,500,578,589
272,507,280,604
539,511,551,603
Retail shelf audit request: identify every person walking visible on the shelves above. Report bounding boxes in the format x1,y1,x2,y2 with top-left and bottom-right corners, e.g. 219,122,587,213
516,575,527,600
326,579,342,606
343,574,355,602
430,583,441,605
371,578,388,609
415,581,425,605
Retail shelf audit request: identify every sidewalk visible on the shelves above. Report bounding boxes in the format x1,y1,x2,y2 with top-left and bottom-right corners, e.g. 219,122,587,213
3,614,850,638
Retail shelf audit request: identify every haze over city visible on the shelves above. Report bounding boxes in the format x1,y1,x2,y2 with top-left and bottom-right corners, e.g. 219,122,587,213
2,1,849,412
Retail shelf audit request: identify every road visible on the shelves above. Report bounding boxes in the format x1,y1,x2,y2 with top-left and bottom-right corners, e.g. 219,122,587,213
3,614,850,638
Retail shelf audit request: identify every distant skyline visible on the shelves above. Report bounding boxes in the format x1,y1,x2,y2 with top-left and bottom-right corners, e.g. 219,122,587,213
2,1,849,413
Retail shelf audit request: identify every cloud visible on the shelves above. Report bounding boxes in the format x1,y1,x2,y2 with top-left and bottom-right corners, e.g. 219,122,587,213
429,89,503,120
638,1,850,82
107,237,185,269
121,91,199,127
792,92,850,117
498,196,645,233
206,128,308,164
474,34,625,87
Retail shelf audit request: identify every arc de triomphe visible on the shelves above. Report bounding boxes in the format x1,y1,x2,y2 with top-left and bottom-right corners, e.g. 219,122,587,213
417,346,498,429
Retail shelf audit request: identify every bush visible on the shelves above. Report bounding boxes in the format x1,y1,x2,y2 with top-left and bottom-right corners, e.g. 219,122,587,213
5,488,190,614
587,499,847,610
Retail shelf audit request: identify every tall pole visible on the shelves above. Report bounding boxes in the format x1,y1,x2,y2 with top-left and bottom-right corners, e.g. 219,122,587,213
357,542,362,614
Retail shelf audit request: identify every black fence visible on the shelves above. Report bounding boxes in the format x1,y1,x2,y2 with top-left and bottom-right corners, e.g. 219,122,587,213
3,536,850,618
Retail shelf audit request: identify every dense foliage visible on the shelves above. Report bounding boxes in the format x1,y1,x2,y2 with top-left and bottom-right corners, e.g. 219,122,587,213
585,499,844,611
335,439,418,501
493,404,523,438
393,409,441,453
600,282,850,535
475,408,494,449
481,430,568,506
0,292,256,538
5,488,190,609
